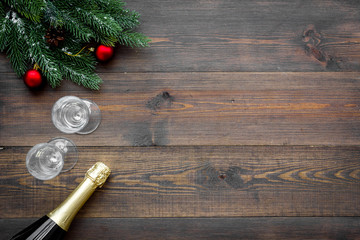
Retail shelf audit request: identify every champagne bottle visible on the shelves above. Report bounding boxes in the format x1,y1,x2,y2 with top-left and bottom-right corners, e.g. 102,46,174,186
11,162,111,240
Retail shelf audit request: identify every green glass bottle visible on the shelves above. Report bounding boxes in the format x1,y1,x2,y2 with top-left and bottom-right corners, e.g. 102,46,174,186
11,162,111,240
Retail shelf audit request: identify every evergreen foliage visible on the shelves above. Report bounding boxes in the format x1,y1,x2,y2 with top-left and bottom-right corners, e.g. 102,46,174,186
0,0,150,90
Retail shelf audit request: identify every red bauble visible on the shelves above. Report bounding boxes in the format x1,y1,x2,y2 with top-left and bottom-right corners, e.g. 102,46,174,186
95,45,114,62
24,69,43,88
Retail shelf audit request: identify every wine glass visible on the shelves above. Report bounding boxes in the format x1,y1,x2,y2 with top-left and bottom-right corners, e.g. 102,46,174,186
51,96,101,134
26,137,78,180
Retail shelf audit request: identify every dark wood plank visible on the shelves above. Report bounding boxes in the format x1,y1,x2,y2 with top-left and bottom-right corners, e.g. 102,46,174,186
2,217,360,240
1,72,360,146
1,146,359,218
2,0,360,73
91,0,360,72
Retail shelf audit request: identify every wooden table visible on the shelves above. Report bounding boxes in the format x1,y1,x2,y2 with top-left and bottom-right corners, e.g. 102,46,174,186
1,1,360,239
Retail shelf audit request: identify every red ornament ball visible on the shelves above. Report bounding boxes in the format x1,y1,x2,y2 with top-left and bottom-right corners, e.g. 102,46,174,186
23,69,43,88
95,45,114,62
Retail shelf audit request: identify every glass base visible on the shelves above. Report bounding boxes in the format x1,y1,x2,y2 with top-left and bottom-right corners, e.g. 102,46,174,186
26,143,63,180
48,137,78,172
52,96,89,134
77,99,101,135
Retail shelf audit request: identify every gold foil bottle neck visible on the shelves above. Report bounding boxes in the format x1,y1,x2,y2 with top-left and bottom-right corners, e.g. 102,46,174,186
48,162,111,231
86,162,111,188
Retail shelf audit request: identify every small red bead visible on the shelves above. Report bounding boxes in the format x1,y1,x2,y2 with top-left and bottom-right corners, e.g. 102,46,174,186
95,45,114,62
24,69,42,88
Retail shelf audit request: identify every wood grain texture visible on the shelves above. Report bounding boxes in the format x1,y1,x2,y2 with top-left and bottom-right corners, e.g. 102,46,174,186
2,217,360,240
1,0,360,239
1,146,359,218
1,72,360,146
2,0,360,74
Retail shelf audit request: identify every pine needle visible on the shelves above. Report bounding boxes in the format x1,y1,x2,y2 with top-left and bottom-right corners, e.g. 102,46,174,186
0,0,150,89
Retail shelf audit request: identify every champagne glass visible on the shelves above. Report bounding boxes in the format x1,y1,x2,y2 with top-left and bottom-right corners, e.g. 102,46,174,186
26,137,78,180
51,96,101,134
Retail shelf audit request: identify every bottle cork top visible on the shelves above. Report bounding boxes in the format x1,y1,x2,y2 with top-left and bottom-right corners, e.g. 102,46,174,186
85,162,111,188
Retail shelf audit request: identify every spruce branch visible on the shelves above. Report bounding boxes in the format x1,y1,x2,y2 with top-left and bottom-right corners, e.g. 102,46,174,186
0,1,5,17
2,0,46,22
6,11,28,76
118,31,150,48
57,41,97,71
74,8,123,37
46,1,95,42
43,1,62,27
0,11,11,51
60,63,102,90
57,41,101,90
114,10,140,30
0,0,150,90
59,11,95,42
26,21,62,87
94,31,117,46
94,0,126,15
